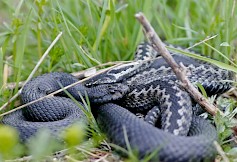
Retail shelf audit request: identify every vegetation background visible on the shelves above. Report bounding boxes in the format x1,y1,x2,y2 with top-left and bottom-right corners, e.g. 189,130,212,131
0,0,237,161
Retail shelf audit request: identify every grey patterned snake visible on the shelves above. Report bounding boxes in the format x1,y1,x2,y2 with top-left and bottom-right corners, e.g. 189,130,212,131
2,43,234,161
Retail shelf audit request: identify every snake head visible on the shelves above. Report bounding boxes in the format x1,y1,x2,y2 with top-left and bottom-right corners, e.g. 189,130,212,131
85,83,129,103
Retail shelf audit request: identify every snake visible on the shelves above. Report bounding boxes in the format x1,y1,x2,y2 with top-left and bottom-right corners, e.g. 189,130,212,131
1,42,234,161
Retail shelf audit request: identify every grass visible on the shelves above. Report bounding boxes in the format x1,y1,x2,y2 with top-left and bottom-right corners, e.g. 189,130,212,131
0,0,237,161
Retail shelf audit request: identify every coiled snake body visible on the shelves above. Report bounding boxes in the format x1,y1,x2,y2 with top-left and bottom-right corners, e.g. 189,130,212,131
2,43,234,162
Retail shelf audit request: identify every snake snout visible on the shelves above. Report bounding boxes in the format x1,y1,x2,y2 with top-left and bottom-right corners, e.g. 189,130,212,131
109,83,129,95
88,83,129,103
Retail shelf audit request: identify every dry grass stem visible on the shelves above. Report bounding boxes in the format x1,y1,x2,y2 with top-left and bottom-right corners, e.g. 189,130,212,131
214,141,229,162
0,62,126,117
135,12,218,116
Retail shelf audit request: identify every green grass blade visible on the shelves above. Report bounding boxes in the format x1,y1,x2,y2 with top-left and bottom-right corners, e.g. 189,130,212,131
0,48,3,88
167,46,237,73
14,9,32,88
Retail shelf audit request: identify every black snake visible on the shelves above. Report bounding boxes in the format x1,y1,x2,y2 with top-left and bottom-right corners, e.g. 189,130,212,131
1,43,234,161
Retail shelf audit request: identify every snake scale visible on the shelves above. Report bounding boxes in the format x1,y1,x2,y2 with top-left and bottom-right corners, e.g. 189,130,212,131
1,42,234,161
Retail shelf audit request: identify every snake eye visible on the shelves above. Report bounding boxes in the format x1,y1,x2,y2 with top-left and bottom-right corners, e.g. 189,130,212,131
45,90,52,95
109,89,116,94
